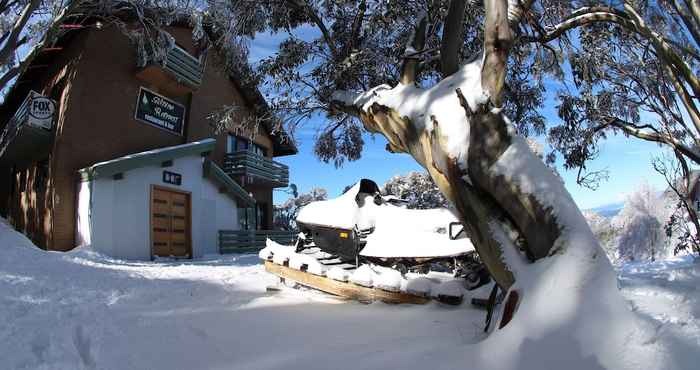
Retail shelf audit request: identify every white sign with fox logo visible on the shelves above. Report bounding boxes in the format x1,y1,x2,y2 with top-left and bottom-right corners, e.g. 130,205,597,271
27,91,56,130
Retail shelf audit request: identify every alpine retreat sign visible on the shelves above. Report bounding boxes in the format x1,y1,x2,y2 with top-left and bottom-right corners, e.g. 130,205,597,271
26,91,56,130
134,87,185,135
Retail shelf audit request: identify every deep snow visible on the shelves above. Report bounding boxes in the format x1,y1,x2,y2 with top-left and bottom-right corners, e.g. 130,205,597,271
2,219,700,370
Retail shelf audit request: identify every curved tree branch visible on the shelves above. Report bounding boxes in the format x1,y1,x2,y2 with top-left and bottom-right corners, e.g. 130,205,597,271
598,117,700,164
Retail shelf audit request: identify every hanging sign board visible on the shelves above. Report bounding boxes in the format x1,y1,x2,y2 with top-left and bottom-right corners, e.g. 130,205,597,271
134,87,185,136
26,91,56,130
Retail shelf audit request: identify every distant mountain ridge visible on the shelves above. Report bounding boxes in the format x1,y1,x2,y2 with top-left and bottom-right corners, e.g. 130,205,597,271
587,201,624,218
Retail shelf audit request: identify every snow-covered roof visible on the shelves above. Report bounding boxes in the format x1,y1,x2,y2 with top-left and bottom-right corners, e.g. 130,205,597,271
78,139,216,181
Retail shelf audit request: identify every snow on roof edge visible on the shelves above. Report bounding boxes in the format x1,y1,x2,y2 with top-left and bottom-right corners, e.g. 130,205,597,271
78,139,216,181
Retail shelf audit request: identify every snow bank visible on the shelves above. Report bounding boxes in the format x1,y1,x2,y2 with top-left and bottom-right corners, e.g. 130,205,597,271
1,217,698,369
480,135,666,369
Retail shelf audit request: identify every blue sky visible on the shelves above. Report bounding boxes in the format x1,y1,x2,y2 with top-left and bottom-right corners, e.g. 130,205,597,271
254,31,670,210
273,118,668,210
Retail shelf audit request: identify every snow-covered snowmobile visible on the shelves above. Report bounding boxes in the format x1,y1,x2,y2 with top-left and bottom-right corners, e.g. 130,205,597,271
295,179,490,290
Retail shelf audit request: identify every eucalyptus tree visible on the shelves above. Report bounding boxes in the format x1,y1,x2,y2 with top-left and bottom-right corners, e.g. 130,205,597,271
533,0,700,249
217,0,613,329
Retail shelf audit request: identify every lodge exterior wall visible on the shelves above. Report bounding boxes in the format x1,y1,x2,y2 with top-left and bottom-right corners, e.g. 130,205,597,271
0,23,280,251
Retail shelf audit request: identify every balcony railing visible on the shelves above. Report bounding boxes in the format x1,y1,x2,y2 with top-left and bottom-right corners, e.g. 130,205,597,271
224,151,289,188
0,91,54,166
162,45,204,88
219,229,297,253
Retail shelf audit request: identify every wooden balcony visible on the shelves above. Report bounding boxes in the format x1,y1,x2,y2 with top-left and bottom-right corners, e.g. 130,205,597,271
163,45,204,88
136,45,204,93
224,151,289,188
0,91,54,166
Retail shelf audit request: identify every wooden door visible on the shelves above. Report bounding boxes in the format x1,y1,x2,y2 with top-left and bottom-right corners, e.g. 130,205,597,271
150,186,192,258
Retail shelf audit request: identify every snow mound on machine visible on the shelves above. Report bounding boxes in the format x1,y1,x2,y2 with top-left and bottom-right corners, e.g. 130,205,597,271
288,253,326,275
297,180,475,258
360,207,475,258
326,266,350,281
296,182,365,229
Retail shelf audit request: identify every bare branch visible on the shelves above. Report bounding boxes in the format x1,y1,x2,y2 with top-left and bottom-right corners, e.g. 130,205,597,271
400,12,428,85
0,64,20,90
684,0,700,29
522,9,634,43
670,0,700,48
440,0,467,78
0,0,41,65
285,0,338,58
482,0,513,107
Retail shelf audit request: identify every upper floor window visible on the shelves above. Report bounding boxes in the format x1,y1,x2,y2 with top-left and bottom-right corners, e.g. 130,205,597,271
227,134,267,156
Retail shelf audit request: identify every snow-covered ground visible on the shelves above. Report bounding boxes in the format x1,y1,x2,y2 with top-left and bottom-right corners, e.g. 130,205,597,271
2,218,699,370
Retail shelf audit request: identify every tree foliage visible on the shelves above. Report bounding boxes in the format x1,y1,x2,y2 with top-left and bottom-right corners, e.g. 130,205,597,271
381,171,449,209
274,187,328,230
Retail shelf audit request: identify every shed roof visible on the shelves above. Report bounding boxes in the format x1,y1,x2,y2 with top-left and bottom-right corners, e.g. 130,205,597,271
78,139,216,181
78,139,256,206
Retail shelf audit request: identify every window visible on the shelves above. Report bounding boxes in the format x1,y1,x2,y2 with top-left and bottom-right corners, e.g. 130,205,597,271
227,135,267,156
238,207,256,230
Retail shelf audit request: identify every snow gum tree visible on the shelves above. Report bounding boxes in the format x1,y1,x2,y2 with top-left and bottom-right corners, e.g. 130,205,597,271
223,0,638,329
381,171,449,209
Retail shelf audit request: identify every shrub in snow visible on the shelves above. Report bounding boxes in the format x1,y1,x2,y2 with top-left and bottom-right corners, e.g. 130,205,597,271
381,171,448,209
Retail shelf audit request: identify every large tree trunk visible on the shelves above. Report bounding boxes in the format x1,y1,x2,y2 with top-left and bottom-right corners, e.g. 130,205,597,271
332,0,606,328
345,78,562,291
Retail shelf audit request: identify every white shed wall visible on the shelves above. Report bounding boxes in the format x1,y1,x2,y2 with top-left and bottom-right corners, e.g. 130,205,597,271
78,155,239,260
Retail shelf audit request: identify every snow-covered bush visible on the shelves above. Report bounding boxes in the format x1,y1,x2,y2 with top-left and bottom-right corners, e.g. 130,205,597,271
381,171,448,209
274,188,328,230
610,183,674,262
